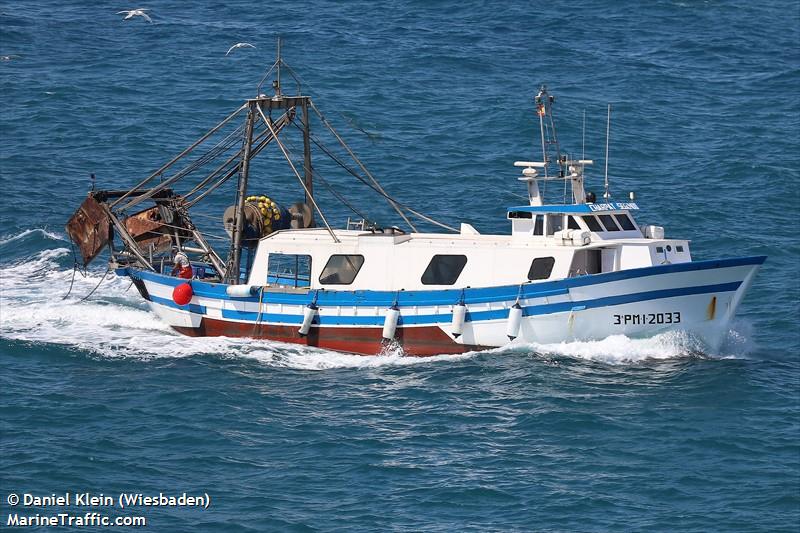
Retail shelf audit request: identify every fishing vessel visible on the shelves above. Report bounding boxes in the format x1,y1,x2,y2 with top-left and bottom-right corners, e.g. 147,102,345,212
65,50,765,356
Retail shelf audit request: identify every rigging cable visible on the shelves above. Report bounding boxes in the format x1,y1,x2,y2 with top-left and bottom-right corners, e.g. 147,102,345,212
302,126,458,232
309,100,417,232
281,132,373,222
117,120,248,213
184,112,294,208
255,105,341,243
111,103,248,209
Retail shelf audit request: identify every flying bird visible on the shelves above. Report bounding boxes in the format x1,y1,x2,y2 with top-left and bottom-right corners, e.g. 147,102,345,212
226,42,256,56
117,9,152,23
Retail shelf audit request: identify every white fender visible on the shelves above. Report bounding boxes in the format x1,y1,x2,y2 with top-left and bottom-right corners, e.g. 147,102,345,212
451,303,467,338
226,284,257,298
506,303,523,340
382,307,400,340
298,305,317,336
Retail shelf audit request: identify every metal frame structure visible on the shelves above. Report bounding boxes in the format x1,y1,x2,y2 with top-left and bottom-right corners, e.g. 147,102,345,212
66,41,455,285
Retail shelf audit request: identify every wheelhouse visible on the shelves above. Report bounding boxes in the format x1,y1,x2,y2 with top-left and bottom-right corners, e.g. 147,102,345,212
507,202,642,239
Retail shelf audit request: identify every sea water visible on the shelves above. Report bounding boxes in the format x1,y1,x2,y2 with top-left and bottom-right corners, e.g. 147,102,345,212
1,1,798,531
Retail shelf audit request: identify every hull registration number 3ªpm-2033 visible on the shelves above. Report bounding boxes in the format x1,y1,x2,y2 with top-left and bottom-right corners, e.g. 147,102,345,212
613,312,681,325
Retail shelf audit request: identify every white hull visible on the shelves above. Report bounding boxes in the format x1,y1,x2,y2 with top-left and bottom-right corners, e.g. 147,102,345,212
126,256,763,356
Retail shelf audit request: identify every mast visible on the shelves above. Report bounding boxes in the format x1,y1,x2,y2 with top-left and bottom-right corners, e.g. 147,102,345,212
300,97,315,226
604,103,611,201
226,102,256,284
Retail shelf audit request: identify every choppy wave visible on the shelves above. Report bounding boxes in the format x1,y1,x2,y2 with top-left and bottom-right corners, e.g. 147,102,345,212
0,227,66,246
0,239,751,369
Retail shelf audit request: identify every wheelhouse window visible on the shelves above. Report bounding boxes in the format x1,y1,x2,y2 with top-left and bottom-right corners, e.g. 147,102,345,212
508,211,533,219
267,253,311,288
421,255,467,285
614,214,636,231
533,215,544,236
567,216,581,230
319,254,365,285
598,214,620,231
528,256,556,280
582,215,603,232
547,214,564,235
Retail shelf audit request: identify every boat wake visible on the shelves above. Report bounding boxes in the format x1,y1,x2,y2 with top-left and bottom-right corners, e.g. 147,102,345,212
506,327,752,365
0,232,753,369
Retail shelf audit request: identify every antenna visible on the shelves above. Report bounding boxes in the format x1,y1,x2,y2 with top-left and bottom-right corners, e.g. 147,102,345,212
274,36,283,97
581,109,586,161
535,86,548,178
603,103,611,201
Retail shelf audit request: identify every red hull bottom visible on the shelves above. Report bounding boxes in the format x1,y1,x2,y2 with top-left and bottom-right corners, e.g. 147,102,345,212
172,317,486,357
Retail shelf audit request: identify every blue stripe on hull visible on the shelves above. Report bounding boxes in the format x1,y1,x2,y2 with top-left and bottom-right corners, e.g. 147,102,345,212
124,255,765,308
148,281,742,327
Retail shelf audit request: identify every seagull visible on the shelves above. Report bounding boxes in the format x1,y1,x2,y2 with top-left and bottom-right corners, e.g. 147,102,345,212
226,42,256,56
117,9,152,23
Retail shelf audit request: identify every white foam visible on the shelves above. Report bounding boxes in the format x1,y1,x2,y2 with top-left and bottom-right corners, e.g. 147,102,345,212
0,247,473,369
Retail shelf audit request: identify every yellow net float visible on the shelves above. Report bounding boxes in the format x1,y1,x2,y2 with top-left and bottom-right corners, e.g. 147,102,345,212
243,194,291,234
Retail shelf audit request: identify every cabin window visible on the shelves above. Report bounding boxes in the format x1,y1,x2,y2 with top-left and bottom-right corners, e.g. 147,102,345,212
582,215,603,232
319,254,365,285
421,255,467,285
598,214,620,231
546,214,564,236
656,246,664,253
614,214,636,231
533,215,544,236
528,257,555,280
267,253,312,288
676,245,684,252
508,211,533,219
567,216,581,230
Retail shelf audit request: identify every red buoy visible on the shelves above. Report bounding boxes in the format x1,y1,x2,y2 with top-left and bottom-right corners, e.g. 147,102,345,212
173,283,193,306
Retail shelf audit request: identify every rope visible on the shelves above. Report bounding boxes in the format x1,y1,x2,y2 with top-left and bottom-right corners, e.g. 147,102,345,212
252,285,266,337
62,240,88,300
79,264,112,303
62,263,77,300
